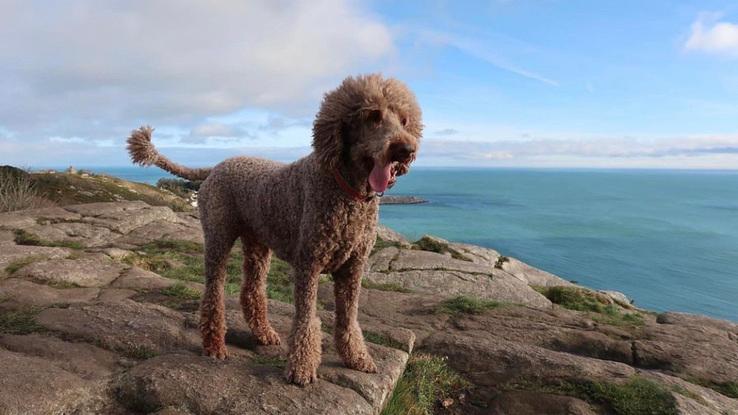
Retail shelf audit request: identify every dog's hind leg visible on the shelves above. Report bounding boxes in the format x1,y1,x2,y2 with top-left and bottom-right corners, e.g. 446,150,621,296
199,230,238,359
239,238,281,345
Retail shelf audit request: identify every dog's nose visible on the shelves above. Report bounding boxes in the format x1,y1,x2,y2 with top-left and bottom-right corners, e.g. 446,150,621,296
390,142,416,162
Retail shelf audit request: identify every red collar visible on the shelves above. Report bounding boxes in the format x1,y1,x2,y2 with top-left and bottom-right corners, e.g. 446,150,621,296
332,167,377,202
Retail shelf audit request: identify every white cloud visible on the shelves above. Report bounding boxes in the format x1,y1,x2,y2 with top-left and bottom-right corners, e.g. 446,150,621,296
0,0,393,141
48,136,87,144
415,134,738,167
188,123,254,141
685,13,738,57
434,128,459,136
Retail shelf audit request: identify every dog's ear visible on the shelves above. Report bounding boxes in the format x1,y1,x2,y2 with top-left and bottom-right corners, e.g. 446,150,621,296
312,116,345,170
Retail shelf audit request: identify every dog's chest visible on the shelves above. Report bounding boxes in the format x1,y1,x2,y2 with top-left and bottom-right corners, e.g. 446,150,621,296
324,203,377,270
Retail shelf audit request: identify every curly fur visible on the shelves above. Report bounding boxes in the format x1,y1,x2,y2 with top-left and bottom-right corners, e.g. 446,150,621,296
127,74,422,386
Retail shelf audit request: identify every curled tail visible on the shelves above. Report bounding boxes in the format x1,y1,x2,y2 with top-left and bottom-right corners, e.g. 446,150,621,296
126,126,211,181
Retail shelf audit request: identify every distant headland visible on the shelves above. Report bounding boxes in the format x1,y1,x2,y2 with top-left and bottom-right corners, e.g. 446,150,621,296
379,195,427,205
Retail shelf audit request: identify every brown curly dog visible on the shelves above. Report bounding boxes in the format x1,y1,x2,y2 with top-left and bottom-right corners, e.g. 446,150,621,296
126,74,422,385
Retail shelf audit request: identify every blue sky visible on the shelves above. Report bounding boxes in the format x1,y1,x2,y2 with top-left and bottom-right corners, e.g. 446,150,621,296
2,0,738,168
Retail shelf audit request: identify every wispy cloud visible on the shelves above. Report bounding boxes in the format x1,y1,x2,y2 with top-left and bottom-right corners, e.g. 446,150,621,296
419,135,738,161
434,128,460,136
188,123,255,141
417,30,559,86
8,132,738,169
684,13,738,57
48,136,87,144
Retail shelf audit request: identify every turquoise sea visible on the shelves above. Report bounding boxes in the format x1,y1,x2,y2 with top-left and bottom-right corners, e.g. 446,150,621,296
85,166,738,322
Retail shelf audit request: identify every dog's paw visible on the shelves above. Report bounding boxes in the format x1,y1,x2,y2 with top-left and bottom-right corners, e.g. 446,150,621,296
346,353,378,374
255,327,282,346
203,345,229,360
285,363,318,386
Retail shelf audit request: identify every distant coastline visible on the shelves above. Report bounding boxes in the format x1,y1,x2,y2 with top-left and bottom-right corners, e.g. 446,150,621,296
379,195,427,205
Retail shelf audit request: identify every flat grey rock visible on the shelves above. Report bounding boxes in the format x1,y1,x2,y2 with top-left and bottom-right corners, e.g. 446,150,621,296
19,207,83,222
65,201,179,234
114,353,375,415
0,349,109,415
376,225,409,245
0,229,15,243
17,253,125,287
23,221,113,248
114,218,204,246
0,278,100,307
111,266,175,290
0,212,37,229
447,240,502,265
0,244,71,274
364,269,551,308
366,246,398,273
500,257,574,287
389,249,492,274
599,289,632,306
36,299,201,355
0,333,120,379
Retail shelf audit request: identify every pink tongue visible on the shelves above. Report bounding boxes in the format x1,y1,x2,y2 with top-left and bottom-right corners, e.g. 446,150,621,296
368,161,392,193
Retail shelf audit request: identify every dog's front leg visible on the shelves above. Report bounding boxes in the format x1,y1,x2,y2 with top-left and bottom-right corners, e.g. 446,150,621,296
332,256,377,373
285,266,322,386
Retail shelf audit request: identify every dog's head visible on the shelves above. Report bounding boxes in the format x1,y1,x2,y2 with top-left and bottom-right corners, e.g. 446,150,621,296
312,74,422,193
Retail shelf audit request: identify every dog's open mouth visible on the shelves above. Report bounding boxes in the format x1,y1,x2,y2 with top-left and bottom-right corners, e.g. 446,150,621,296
368,160,399,193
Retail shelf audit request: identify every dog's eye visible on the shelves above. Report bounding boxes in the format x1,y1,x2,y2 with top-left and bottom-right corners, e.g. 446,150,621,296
367,109,383,124
401,116,409,127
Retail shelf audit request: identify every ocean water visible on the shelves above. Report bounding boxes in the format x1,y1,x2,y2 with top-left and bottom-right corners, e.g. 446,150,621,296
80,166,738,322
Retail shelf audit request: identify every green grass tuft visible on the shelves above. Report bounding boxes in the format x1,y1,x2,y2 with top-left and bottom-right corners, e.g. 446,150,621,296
4,255,43,275
507,376,678,415
382,354,469,415
361,279,412,293
494,255,509,269
13,229,84,249
265,257,294,303
713,382,738,399
46,280,82,289
715,382,738,399
0,309,45,334
252,354,287,368
591,304,645,327
538,286,610,313
126,239,295,303
436,295,501,315
363,330,406,350
686,378,738,399
536,286,644,327
225,282,241,296
144,239,204,254
412,236,471,262
161,282,201,301
13,229,43,245
669,384,706,405
372,236,403,255
120,344,158,360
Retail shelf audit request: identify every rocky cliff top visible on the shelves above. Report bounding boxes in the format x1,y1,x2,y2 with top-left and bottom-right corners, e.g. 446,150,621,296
1,166,193,212
0,201,736,415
